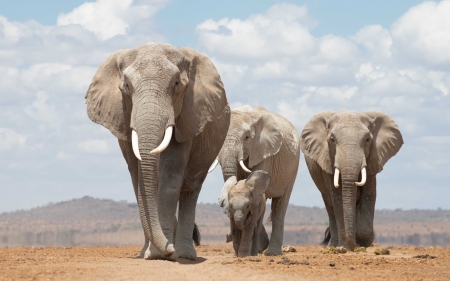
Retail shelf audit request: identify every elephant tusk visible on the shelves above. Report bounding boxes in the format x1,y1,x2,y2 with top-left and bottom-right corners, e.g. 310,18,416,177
334,168,340,188
355,167,367,186
208,158,219,173
151,126,173,155
132,130,142,161
239,160,251,173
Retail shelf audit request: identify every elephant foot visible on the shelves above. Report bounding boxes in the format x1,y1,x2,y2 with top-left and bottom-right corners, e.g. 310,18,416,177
264,245,282,256
144,243,177,261
177,243,197,260
139,240,150,258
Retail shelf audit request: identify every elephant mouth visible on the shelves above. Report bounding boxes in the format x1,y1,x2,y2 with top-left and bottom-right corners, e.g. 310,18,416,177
131,126,174,160
333,167,367,188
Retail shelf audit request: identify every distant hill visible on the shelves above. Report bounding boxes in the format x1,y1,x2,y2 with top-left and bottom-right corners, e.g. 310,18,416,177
1,196,450,247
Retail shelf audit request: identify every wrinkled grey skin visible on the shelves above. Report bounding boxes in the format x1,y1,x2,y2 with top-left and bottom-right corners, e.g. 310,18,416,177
217,106,300,256
219,171,270,257
85,43,230,261
300,110,403,250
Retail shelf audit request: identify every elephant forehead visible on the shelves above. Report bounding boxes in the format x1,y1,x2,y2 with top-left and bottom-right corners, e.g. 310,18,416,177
130,56,179,77
230,113,252,132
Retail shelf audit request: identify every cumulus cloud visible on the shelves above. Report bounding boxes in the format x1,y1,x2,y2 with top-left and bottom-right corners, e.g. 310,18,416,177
391,0,450,69
57,0,168,41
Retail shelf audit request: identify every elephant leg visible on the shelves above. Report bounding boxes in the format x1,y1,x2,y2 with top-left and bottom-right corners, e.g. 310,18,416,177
257,224,269,253
176,188,201,260
323,171,347,248
118,139,149,258
146,137,192,260
321,192,339,247
264,191,292,256
356,175,376,247
251,215,264,256
238,224,255,257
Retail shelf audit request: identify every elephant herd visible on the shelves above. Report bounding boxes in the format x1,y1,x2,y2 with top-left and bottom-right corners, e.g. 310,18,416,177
85,43,404,261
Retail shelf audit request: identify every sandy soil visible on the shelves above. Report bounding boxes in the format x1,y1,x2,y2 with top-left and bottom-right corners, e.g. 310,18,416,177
1,245,449,281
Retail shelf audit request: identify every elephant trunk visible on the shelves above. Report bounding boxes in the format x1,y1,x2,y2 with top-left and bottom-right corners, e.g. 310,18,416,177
234,210,245,230
339,154,363,251
219,141,242,181
134,90,175,258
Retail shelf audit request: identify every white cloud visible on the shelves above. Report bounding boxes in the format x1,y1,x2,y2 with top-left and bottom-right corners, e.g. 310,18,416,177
78,139,110,154
24,91,57,122
57,0,169,41
0,128,26,151
352,25,392,60
391,0,450,69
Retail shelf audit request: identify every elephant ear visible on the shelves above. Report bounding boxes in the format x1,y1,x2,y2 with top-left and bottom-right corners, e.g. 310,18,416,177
300,111,335,174
218,176,237,217
85,49,132,141
245,170,271,197
363,111,404,175
175,47,230,143
248,108,283,168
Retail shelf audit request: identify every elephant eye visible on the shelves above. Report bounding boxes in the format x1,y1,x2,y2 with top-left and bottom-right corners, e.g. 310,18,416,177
330,136,335,142
175,81,179,86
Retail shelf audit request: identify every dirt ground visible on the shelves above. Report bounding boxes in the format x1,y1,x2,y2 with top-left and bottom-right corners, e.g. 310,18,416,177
1,245,449,281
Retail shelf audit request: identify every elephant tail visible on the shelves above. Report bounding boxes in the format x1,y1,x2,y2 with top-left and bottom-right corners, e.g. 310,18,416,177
320,227,331,246
193,223,201,246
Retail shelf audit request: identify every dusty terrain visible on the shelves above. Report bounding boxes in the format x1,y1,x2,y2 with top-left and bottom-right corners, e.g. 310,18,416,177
1,245,449,281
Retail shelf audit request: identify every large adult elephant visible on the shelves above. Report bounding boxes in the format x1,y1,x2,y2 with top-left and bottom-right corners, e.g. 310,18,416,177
300,110,403,250
85,43,230,261
212,105,300,256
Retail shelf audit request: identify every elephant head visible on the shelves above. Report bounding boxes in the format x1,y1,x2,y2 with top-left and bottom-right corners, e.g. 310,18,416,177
300,110,403,250
85,43,228,258
211,106,282,181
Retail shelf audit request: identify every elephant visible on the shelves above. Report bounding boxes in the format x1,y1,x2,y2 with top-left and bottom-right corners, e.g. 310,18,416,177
218,171,271,257
85,43,230,261
211,105,301,256
300,110,403,250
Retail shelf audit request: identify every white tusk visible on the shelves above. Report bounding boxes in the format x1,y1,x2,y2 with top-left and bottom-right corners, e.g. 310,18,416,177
150,126,173,155
355,167,367,186
208,158,219,173
239,160,251,173
132,130,142,161
334,168,340,188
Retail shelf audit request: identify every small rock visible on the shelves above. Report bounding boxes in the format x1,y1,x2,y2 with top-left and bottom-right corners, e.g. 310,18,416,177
413,254,437,259
329,262,335,267
269,259,274,262
349,267,355,270
282,245,297,252
300,261,310,265
336,246,347,254
322,246,338,254
374,248,390,255
354,247,367,253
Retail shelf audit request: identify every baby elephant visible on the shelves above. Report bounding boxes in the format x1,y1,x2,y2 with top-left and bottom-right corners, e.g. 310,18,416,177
219,171,271,257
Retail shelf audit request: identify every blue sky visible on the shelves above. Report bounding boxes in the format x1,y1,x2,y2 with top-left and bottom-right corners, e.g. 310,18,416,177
0,0,449,212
